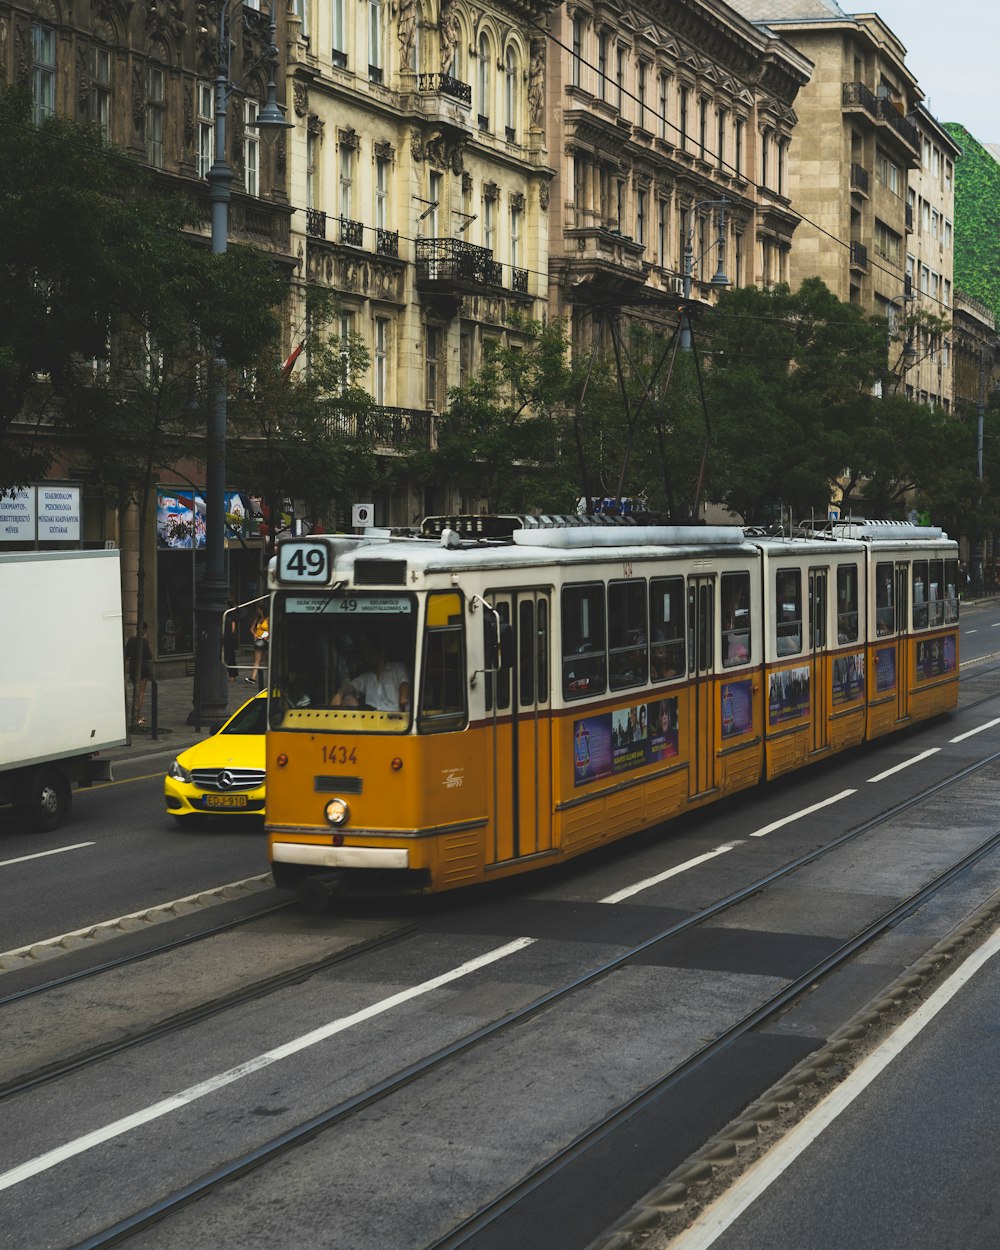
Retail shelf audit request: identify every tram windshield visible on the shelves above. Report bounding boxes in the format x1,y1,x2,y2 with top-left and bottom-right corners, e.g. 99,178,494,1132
268,591,417,731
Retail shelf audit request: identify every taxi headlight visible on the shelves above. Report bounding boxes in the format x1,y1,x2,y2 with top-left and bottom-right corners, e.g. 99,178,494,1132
167,759,193,784
324,797,350,826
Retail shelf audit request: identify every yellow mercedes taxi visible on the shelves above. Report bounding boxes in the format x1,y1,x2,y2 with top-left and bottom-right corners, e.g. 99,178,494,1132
164,691,266,822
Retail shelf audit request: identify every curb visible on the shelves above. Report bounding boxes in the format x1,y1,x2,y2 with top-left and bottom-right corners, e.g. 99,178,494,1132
0,874,274,974
588,887,1000,1250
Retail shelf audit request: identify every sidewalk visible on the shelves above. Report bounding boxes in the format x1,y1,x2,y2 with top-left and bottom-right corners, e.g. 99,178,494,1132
108,672,263,767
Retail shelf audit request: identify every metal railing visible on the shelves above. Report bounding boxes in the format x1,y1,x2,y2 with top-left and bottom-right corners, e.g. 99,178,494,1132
376,228,399,258
415,237,504,287
850,162,869,194
305,208,326,239
417,71,472,105
849,239,868,270
842,81,878,115
339,216,364,246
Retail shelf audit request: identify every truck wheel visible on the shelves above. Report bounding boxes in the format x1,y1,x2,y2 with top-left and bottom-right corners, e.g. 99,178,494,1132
15,767,72,832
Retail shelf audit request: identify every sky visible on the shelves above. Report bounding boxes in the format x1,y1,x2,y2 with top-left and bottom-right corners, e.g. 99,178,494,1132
859,0,1000,141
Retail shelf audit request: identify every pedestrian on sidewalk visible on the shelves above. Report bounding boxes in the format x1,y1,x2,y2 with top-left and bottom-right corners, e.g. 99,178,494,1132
125,622,153,725
248,604,269,686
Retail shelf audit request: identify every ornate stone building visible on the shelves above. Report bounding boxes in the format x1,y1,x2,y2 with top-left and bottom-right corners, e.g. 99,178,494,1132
284,0,557,523
543,0,811,352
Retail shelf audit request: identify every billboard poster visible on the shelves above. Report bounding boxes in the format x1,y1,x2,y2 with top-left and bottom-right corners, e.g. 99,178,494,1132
769,665,810,725
573,695,679,788
833,652,866,705
720,680,753,739
157,489,253,549
875,645,896,693
0,488,35,542
916,636,956,681
36,485,81,541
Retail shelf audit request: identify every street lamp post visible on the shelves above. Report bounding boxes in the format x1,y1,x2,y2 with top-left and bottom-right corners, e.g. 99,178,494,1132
680,198,730,352
193,0,292,729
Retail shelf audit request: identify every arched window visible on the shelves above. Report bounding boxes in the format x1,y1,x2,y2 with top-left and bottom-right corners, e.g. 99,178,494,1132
478,33,491,128
504,47,517,137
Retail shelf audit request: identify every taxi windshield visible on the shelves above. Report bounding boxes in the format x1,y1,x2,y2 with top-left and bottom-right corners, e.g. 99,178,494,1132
269,591,416,731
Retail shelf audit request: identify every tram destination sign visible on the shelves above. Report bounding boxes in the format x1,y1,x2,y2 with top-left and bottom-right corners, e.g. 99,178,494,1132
285,594,411,614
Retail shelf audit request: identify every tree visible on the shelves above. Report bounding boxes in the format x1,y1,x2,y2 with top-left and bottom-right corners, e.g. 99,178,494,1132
432,317,581,513
701,280,887,523
226,288,379,554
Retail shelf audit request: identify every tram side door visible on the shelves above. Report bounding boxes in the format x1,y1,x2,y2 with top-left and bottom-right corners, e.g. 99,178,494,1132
895,562,910,722
688,576,717,797
809,568,830,753
486,590,553,866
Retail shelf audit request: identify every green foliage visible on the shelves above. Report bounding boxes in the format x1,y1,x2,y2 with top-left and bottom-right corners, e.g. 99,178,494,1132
942,123,1000,324
0,81,285,492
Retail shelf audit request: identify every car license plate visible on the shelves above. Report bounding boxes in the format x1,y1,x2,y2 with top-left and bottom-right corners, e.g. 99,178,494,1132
204,794,248,809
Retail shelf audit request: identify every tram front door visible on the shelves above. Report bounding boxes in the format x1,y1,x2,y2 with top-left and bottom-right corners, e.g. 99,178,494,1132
688,576,717,797
486,590,553,866
895,561,910,722
809,567,830,753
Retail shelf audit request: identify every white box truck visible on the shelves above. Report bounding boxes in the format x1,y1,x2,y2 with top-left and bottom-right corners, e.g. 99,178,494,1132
0,549,128,830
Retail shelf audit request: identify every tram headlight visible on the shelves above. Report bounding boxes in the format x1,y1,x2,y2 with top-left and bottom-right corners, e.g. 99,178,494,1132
324,797,350,827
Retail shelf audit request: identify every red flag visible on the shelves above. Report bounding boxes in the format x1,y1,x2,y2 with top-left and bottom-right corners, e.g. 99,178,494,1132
281,341,305,378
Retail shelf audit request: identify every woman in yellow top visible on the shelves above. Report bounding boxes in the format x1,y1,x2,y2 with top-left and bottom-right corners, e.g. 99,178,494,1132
248,605,269,686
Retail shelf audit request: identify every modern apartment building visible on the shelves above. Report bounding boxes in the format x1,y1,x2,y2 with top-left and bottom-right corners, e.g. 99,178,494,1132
544,0,811,352
902,107,960,409
727,0,921,318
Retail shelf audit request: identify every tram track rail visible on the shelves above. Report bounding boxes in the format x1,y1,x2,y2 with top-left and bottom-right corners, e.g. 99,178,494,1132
64,739,1000,1250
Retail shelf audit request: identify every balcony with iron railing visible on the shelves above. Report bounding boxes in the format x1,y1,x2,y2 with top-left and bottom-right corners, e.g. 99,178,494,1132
417,72,472,106
850,162,870,195
842,81,879,117
339,216,364,247
849,239,869,271
877,96,919,151
415,238,504,293
376,228,399,258
511,267,529,294
325,404,433,451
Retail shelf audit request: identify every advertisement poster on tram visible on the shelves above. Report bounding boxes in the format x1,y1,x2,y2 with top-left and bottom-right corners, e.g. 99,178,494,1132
875,645,896,693
833,653,866,704
720,680,753,739
573,696,679,787
916,637,956,680
768,665,810,725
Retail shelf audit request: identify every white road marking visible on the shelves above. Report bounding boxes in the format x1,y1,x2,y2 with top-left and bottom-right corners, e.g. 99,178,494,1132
0,937,535,1193
0,843,94,868
950,716,1000,743
866,748,940,783
599,844,740,904
749,790,856,838
666,925,1000,1249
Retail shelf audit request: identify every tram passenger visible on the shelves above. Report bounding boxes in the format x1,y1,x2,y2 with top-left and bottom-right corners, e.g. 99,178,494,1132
334,639,411,712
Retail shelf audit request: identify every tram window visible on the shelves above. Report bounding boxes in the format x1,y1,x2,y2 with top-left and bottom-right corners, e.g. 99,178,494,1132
945,559,959,622
721,571,751,666
537,598,549,702
836,565,859,643
418,591,466,732
609,580,648,689
912,561,929,629
774,569,802,655
562,583,607,699
928,559,944,626
876,561,894,635
519,599,535,705
484,600,512,712
649,576,684,681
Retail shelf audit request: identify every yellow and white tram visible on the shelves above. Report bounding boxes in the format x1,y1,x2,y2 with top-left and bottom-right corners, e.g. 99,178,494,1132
264,516,959,904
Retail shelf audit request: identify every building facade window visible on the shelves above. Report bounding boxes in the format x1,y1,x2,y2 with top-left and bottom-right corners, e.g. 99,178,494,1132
368,0,383,79
32,23,56,124
376,154,389,229
504,47,517,136
615,45,625,111
244,99,260,195
478,33,490,126
306,130,318,208
339,145,353,217
571,16,583,87
91,47,112,138
146,67,165,168
428,170,442,236
425,324,440,407
510,203,522,268
679,85,688,148
483,195,495,251
197,82,214,178
374,317,389,404
734,117,743,176
657,198,667,266
636,188,646,245
332,0,347,65
598,33,608,102
637,61,646,127
658,73,668,141
698,97,707,160
716,108,726,169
